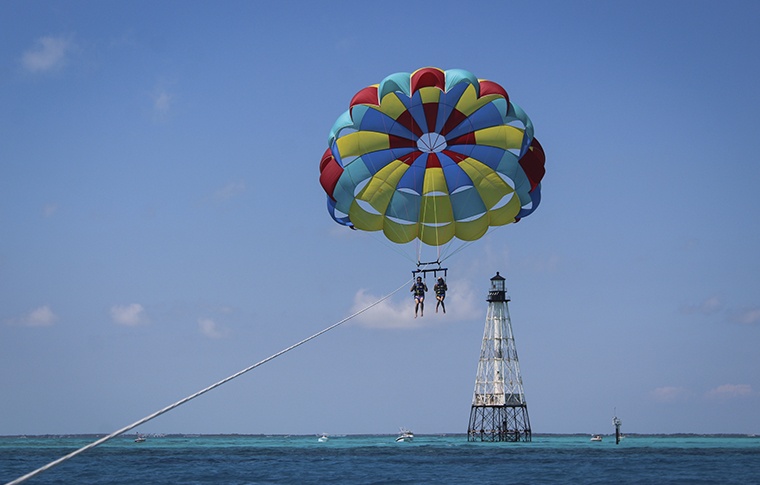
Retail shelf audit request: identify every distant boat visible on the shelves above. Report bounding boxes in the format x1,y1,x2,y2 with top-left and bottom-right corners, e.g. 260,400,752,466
318,434,329,442
590,435,603,442
134,433,146,443
396,428,414,442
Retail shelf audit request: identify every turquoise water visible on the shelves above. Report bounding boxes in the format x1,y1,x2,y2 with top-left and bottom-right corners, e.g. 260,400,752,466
2,434,760,484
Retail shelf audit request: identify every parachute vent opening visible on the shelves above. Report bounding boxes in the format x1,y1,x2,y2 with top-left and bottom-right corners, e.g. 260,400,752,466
355,199,382,216
341,154,358,166
397,187,421,196
451,185,474,195
458,212,487,223
421,221,453,229
385,215,416,226
353,179,370,197
333,207,349,220
491,192,515,211
337,126,357,138
417,132,447,153
497,172,516,190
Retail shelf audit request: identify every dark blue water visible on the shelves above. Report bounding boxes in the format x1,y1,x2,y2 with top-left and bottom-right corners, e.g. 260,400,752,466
3,434,760,484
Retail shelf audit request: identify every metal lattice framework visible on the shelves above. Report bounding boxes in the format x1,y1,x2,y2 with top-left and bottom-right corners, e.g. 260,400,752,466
468,405,531,442
467,273,531,442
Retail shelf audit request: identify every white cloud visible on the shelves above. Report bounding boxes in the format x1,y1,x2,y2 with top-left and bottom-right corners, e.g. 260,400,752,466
22,36,73,72
705,384,752,399
6,305,58,327
149,79,177,122
349,278,481,329
213,181,246,201
681,295,722,315
681,298,760,325
27,306,57,326
443,280,481,318
198,318,228,339
350,289,411,329
110,303,147,326
42,203,58,218
733,308,760,325
650,386,690,403
153,91,172,115
27,306,58,326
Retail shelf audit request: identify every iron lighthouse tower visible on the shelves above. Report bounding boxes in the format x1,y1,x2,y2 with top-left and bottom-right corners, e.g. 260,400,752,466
467,272,531,442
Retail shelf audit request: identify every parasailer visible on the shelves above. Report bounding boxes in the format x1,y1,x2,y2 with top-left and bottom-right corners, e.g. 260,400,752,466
434,277,447,314
410,276,428,318
319,67,546,281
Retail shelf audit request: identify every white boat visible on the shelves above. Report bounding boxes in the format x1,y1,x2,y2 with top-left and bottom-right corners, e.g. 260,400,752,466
134,433,146,443
590,434,603,442
318,434,329,442
395,428,414,442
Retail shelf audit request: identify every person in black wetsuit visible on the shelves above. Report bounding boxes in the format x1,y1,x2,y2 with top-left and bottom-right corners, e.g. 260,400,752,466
410,276,428,318
434,277,447,314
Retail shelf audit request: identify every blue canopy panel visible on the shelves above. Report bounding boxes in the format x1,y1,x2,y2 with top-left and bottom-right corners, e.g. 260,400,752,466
468,101,509,131
444,102,505,140
507,102,534,157
517,183,542,219
458,145,506,171
326,196,353,227
328,109,357,150
496,151,532,205
450,187,487,221
357,107,416,140
438,152,474,193
332,159,371,214
360,147,416,176
435,82,471,133
406,91,433,134
395,153,427,194
386,189,421,224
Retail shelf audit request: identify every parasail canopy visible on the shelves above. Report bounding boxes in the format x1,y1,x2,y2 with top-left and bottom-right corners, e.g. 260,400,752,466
319,67,545,248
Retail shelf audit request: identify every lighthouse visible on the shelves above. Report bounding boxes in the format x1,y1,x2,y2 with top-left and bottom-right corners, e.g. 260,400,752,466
467,272,532,442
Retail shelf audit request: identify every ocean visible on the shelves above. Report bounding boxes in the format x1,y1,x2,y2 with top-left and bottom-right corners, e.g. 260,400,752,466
2,434,760,484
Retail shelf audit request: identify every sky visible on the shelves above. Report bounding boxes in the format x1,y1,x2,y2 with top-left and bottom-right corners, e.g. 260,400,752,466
1,0,760,437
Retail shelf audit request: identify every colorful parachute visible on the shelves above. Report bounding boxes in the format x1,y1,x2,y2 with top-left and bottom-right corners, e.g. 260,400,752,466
319,67,545,247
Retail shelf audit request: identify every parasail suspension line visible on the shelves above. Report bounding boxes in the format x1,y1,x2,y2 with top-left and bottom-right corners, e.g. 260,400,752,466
5,278,413,485
439,226,503,263
364,230,418,265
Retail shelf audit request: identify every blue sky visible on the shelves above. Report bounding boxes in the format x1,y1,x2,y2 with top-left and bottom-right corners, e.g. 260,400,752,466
1,0,759,436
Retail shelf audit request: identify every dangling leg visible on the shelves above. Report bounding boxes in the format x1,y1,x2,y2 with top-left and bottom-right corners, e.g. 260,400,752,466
441,298,446,314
